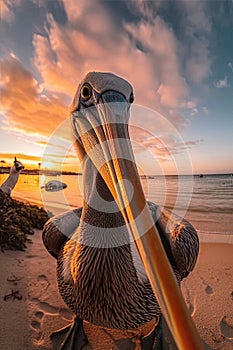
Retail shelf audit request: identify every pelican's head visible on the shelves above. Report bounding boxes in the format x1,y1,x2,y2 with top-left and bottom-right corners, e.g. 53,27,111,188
71,72,150,240
13,157,24,172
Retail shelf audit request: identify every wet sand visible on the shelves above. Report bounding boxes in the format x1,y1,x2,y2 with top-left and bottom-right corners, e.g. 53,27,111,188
0,230,232,350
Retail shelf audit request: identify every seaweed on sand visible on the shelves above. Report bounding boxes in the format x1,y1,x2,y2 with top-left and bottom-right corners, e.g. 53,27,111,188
0,189,51,251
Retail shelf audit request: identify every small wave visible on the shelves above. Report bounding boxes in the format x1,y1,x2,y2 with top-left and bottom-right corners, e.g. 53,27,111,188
197,231,233,244
186,207,233,214
12,192,43,208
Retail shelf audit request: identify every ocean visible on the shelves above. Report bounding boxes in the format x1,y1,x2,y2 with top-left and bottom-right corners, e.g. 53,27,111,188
1,173,232,241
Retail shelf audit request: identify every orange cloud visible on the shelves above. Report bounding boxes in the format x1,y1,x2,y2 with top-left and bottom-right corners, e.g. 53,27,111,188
0,152,41,169
30,5,198,174
0,0,22,23
0,1,205,174
1,55,69,137
0,153,40,162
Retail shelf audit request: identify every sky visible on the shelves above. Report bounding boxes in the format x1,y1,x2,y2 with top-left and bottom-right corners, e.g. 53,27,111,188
0,0,233,175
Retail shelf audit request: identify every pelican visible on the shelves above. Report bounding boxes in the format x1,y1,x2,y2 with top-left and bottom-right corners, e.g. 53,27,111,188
0,157,24,195
42,72,201,350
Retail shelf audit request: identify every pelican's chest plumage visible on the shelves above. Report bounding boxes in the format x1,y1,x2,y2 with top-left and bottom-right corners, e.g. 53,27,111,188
56,240,161,330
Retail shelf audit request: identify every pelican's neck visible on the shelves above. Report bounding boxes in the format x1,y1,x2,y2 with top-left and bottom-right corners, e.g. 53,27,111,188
77,159,129,248
0,167,20,195
69,158,147,284
82,160,124,227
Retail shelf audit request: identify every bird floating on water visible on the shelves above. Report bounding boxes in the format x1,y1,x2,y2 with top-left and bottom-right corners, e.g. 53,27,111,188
42,72,200,350
0,157,24,196
41,180,67,192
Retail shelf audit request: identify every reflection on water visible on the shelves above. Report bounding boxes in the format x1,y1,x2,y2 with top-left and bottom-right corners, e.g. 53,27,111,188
1,173,232,235
0,173,83,213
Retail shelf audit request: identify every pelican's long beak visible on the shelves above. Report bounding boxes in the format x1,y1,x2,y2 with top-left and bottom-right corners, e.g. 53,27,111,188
72,91,203,350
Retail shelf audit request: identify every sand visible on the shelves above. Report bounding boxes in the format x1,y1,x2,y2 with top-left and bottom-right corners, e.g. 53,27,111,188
0,230,232,350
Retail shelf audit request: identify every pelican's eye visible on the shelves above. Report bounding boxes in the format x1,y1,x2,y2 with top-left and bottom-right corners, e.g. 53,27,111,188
81,84,92,101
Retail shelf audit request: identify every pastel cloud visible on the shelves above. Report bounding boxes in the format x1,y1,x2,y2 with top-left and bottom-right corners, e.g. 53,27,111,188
180,0,211,33
32,0,194,145
127,0,212,85
125,18,189,109
181,1,212,84
228,62,233,73
185,41,211,84
129,105,194,168
33,14,159,108
214,76,230,88
202,107,209,115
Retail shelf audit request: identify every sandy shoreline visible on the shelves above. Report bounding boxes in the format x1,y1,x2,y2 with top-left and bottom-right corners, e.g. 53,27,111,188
0,230,232,350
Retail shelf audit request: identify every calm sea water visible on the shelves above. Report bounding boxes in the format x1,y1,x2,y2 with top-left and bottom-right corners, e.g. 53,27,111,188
1,173,232,238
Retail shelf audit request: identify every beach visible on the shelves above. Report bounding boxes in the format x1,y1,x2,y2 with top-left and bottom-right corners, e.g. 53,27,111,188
0,229,232,350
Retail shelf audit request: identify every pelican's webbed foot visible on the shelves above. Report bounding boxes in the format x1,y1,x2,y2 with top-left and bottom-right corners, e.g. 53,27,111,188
50,317,87,350
141,316,178,350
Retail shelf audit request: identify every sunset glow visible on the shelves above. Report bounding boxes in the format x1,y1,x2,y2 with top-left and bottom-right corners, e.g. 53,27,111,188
0,0,232,175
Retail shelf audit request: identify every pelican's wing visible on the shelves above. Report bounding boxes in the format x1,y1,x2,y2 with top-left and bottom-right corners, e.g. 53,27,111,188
42,208,82,259
147,202,199,280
